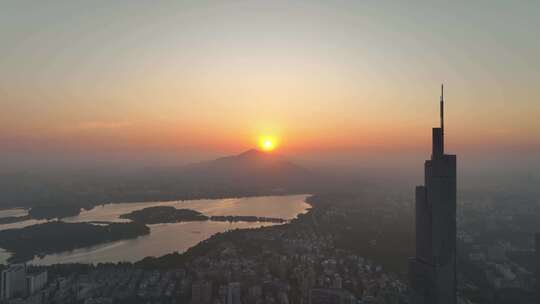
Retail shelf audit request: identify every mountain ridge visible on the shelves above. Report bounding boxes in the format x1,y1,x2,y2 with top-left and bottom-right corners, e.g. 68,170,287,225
181,149,309,182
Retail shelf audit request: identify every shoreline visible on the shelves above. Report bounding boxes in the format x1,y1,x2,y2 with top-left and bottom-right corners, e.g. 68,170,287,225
0,194,313,266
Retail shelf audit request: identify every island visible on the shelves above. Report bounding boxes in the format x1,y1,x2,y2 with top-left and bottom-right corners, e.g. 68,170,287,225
119,206,286,225
0,221,150,263
119,206,208,224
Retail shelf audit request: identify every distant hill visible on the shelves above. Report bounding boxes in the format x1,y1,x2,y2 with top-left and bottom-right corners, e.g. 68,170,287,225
181,149,310,187
184,149,309,179
0,149,318,211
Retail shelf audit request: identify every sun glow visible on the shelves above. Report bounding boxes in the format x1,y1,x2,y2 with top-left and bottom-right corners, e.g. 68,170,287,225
258,136,278,152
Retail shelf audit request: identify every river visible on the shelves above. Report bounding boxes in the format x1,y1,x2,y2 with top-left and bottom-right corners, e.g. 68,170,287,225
0,194,310,265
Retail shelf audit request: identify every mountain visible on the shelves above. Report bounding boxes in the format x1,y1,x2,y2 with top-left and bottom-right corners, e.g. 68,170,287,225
0,149,329,213
180,149,312,192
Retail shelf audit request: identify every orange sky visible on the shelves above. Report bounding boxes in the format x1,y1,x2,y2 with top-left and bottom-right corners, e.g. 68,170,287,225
1,1,539,165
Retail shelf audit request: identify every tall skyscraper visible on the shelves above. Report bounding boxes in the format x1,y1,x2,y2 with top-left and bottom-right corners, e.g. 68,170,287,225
409,85,457,304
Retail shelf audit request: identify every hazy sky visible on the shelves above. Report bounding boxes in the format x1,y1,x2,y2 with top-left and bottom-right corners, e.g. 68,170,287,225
1,0,539,169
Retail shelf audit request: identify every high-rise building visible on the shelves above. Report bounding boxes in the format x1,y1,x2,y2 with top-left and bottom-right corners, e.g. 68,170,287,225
535,233,540,299
219,285,228,304
409,85,457,304
26,270,48,295
534,232,540,262
191,280,213,304
308,288,356,304
1,264,27,300
226,282,242,304
332,274,342,289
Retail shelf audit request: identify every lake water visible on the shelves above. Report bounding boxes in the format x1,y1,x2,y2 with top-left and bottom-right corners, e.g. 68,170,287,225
0,195,310,265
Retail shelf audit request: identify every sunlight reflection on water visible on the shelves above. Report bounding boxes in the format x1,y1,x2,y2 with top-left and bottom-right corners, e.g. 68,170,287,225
24,194,310,265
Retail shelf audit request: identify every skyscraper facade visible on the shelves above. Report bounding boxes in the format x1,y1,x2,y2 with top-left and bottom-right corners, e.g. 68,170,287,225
226,282,242,304
191,280,213,304
1,264,26,300
26,270,48,296
409,86,457,304
535,233,540,300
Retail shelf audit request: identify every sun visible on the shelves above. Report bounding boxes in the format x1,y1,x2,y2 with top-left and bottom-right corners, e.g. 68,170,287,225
258,136,278,152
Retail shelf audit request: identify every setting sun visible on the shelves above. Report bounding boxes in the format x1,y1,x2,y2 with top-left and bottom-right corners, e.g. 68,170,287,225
258,136,278,152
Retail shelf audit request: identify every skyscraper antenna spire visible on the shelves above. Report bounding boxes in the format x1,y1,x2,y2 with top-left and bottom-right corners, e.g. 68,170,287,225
440,84,444,132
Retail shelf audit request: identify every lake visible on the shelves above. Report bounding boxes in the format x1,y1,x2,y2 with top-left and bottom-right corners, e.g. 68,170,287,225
0,195,310,265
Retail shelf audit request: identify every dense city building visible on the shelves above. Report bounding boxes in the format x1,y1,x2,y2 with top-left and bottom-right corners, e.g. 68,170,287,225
409,86,457,304
0,207,407,304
